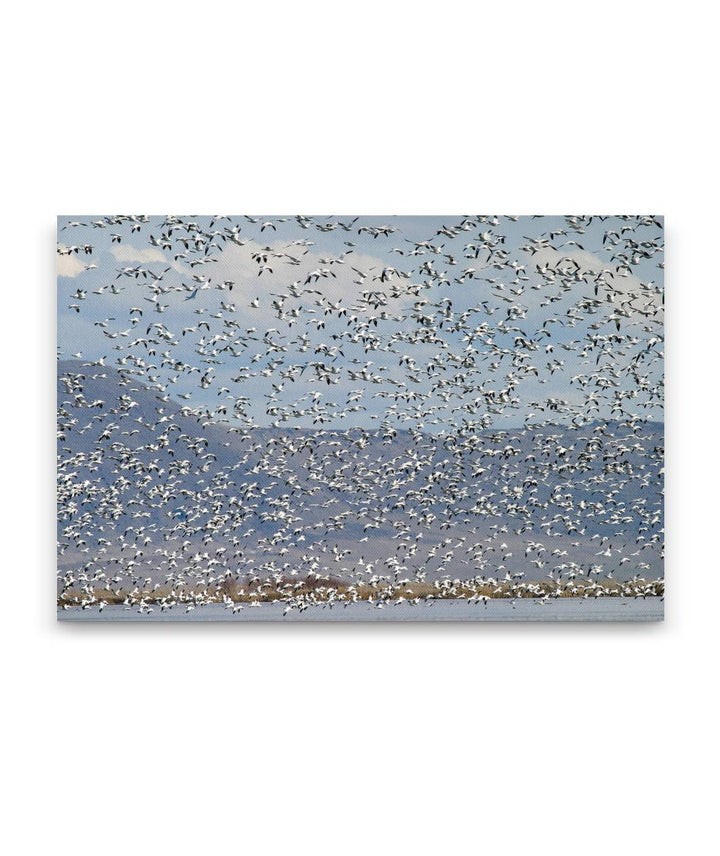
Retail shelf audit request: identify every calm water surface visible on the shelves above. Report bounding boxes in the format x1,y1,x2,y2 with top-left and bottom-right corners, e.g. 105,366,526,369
58,597,663,622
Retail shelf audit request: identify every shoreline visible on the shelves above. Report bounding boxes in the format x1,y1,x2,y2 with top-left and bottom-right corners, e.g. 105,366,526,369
58,576,664,613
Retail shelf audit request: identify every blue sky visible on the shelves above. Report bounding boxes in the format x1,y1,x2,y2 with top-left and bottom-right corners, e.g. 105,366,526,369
57,214,664,431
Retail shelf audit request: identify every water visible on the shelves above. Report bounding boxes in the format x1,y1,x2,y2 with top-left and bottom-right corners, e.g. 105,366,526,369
58,597,663,622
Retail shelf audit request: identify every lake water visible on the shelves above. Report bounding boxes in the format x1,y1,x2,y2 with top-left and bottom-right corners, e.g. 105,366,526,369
58,597,663,622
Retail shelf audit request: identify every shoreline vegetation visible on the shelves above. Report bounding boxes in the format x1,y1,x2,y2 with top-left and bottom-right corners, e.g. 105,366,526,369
58,575,664,613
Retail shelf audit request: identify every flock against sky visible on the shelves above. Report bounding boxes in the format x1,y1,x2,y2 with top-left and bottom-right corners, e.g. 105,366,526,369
57,215,664,616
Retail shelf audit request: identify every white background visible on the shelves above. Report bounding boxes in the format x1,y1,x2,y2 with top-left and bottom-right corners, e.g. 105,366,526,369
2,2,717,854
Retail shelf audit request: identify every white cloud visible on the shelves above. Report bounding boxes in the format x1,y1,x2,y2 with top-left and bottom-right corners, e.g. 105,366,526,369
110,244,169,264
529,246,645,289
525,245,662,325
57,253,87,278
109,243,191,277
206,238,420,319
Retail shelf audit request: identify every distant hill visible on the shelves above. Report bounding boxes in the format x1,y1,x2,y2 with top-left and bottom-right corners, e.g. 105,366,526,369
57,361,663,584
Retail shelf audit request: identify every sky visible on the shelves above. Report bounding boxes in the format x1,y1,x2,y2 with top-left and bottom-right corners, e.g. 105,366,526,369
57,214,664,432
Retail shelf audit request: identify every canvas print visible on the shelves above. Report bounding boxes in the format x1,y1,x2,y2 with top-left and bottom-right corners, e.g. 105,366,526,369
57,215,664,621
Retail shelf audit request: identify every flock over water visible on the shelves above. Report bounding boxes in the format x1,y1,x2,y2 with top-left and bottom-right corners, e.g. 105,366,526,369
57,214,664,619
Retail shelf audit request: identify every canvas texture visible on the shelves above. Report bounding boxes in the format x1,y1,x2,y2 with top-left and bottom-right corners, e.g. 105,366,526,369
57,215,664,621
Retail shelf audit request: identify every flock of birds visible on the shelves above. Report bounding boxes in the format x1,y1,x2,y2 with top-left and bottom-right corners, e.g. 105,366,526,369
57,214,664,617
